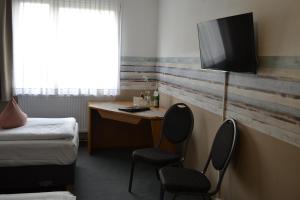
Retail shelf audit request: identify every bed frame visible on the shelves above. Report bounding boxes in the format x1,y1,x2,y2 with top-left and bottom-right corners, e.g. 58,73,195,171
0,161,76,190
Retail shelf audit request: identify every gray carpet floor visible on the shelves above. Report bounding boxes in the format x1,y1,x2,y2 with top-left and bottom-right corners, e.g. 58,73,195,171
73,147,202,200
73,147,161,200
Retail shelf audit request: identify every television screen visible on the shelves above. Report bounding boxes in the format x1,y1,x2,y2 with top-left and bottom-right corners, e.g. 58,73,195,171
197,13,257,73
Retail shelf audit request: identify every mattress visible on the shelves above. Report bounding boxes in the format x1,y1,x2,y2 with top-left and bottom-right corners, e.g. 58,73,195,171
0,122,79,167
0,118,76,140
0,191,76,200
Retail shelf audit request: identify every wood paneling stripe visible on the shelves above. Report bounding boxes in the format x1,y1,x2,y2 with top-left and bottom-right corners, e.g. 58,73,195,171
119,56,300,146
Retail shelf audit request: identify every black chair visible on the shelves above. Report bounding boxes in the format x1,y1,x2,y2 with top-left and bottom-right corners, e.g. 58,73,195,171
128,103,194,193
158,118,238,200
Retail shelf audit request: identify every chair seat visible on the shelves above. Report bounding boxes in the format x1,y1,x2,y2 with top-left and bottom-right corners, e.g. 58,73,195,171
132,148,180,164
159,167,211,193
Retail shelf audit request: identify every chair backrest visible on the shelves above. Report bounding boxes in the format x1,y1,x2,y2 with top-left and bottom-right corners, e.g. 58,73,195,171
159,103,194,145
203,118,238,195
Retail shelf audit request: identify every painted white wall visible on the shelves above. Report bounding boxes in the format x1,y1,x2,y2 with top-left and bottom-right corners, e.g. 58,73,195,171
121,0,159,57
157,0,300,57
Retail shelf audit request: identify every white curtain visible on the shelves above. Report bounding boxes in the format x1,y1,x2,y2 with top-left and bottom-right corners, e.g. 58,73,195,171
12,0,121,96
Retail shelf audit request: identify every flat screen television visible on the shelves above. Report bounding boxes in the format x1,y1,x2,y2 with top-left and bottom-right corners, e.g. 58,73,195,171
197,13,257,73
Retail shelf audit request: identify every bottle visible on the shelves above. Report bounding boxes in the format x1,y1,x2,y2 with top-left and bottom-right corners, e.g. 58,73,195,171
145,90,151,107
153,88,159,108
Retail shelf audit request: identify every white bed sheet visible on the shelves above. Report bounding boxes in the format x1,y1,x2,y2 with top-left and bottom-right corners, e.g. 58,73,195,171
0,191,76,200
0,118,76,141
0,123,79,167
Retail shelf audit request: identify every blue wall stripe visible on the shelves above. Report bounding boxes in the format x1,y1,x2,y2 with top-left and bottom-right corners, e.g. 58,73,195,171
121,66,156,72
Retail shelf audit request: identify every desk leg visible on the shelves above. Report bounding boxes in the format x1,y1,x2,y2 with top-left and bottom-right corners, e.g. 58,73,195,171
88,108,93,154
150,119,162,147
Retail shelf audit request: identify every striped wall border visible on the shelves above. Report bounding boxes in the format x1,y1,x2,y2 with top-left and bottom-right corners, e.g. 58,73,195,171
121,56,300,80
120,56,157,90
120,56,300,147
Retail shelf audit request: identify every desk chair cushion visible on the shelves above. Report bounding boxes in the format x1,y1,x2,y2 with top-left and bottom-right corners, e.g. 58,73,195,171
159,167,211,193
132,148,181,164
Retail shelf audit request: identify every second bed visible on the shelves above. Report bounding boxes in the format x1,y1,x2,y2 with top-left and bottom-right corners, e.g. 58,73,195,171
0,118,79,190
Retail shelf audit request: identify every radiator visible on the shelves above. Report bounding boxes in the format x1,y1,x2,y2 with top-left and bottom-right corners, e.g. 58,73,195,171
18,95,116,132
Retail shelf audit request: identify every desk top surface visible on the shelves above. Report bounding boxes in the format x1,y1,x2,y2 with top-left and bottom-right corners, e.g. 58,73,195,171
88,101,167,120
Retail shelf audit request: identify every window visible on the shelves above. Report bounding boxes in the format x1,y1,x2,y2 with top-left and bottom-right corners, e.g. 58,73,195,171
12,0,121,96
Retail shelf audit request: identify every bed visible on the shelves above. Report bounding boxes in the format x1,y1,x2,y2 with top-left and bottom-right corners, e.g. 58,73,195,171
0,191,76,200
0,118,79,190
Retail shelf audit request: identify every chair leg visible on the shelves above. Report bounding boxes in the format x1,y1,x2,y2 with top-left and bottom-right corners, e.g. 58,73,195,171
160,185,165,200
128,160,135,193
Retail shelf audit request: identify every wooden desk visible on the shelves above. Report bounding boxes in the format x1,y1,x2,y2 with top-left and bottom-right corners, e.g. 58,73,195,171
88,101,174,154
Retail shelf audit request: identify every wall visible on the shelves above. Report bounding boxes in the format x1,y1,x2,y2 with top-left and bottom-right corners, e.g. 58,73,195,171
121,0,158,90
121,0,158,57
157,0,300,199
158,0,300,57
